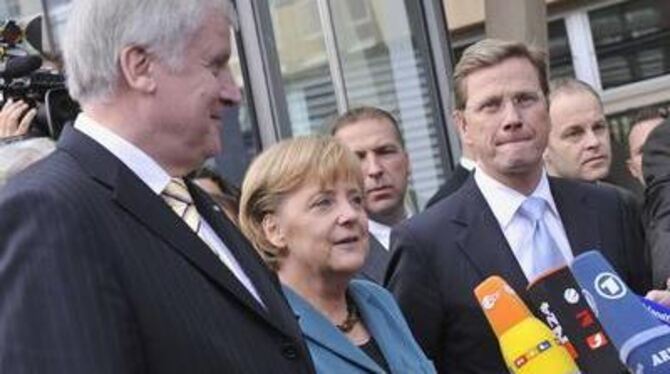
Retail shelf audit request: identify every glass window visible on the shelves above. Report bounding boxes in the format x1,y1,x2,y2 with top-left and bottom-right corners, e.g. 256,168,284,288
269,0,451,207
269,0,338,135
451,19,574,81
589,0,670,89
548,19,574,80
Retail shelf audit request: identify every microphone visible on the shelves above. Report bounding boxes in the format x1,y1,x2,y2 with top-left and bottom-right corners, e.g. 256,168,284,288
474,275,580,373
571,251,670,373
0,55,42,80
527,266,626,372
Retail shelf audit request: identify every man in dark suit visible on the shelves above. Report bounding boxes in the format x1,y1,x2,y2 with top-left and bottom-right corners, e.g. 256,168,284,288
643,118,670,288
386,39,650,373
330,106,412,283
543,78,648,287
0,1,315,373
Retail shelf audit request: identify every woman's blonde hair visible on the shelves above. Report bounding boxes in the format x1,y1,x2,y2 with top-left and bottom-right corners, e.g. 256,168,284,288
239,135,363,270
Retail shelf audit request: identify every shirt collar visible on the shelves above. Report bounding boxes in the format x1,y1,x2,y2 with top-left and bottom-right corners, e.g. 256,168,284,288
474,168,558,229
367,219,392,250
73,113,171,194
460,157,477,171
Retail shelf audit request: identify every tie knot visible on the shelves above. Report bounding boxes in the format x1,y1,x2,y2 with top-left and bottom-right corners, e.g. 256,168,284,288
519,196,547,222
162,178,193,205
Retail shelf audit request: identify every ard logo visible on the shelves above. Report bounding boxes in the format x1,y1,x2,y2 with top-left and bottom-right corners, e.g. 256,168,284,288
594,273,627,300
652,346,670,367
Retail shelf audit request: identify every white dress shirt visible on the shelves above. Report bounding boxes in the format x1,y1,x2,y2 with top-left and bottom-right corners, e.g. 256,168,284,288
74,113,264,305
368,219,392,250
460,157,476,172
473,167,573,281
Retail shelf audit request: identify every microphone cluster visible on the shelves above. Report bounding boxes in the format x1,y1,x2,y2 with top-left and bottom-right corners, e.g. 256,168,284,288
474,251,670,373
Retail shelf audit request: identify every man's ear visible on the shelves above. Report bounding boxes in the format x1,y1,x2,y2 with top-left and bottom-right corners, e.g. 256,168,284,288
118,45,156,93
262,214,286,249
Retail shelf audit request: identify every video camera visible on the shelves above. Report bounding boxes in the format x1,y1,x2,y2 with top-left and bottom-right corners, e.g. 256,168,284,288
1,17,79,141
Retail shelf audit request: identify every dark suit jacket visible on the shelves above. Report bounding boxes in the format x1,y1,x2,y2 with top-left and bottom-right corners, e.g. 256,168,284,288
424,164,471,209
385,175,650,373
643,119,670,287
357,234,391,284
0,127,315,374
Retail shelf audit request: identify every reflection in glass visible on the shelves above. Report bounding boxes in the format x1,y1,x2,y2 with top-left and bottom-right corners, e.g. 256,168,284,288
590,0,670,89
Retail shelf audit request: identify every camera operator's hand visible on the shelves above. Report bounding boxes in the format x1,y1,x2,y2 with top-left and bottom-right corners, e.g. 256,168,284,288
0,98,37,138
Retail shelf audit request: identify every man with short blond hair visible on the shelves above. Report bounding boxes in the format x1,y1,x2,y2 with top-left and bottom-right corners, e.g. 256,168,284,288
386,39,649,373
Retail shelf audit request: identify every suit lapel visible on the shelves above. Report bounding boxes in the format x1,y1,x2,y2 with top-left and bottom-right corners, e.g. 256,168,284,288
549,178,601,258
359,235,391,283
283,286,381,373
190,184,300,338
57,128,279,329
113,168,269,317
349,282,411,372
453,178,529,293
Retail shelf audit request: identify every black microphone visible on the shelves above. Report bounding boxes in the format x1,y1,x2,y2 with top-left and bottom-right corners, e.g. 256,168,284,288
1,55,42,80
527,266,626,373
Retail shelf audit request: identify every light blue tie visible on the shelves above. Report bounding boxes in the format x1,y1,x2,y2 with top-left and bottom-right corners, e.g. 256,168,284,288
519,196,566,281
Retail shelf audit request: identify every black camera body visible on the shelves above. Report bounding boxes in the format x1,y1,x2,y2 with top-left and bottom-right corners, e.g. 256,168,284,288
1,69,79,139
1,18,79,140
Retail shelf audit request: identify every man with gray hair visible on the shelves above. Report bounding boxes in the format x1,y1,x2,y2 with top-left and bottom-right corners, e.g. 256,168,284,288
386,39,649,372
0,1,315,373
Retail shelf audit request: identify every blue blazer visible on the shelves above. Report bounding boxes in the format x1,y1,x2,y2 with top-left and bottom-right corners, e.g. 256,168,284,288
283,280,435,373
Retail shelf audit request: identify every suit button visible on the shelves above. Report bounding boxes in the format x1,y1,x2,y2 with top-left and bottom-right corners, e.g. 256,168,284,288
281,343,298,360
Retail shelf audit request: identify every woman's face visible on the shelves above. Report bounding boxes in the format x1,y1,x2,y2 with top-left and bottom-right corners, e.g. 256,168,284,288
265,179,369,278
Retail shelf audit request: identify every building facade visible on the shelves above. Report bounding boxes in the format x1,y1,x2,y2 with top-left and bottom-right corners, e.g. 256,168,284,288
4,0,669,207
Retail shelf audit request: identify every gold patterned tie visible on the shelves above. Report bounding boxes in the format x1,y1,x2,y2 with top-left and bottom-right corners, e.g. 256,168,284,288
161,178,201,233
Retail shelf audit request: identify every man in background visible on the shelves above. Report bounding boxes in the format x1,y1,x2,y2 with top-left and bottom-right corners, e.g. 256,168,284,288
331,106,411,283
544,78,611,182
628,108,667,186
642,117,670,288
0,0,315,372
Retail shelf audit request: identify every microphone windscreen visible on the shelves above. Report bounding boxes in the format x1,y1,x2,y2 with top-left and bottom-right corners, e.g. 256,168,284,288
571,250,670,372
475,276,580,373
1,55,42,79
527,266,626,372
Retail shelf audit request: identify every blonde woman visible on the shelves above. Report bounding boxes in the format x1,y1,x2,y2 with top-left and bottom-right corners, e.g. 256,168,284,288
240,136,434,373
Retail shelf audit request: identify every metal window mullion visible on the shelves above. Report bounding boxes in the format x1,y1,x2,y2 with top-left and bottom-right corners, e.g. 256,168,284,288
236,0,292,146
316,0,349,114
420,0,458,169
564,11,602,91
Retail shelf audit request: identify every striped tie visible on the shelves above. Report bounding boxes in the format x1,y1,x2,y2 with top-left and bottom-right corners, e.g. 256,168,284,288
161,178,201,233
